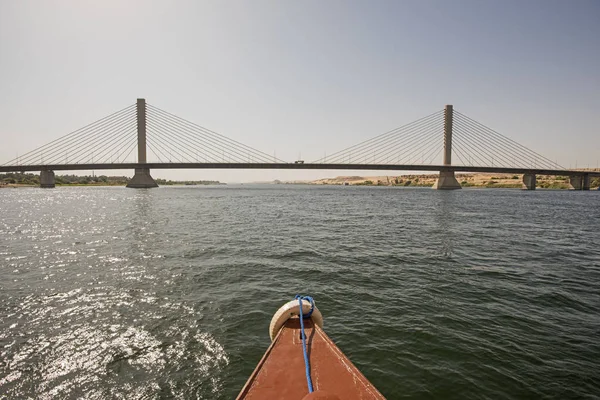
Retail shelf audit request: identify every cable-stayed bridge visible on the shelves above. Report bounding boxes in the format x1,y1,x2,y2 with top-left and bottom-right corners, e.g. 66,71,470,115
1,99,597,190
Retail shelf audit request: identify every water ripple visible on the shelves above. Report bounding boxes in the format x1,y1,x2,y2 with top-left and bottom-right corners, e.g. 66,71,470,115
1,186,599,399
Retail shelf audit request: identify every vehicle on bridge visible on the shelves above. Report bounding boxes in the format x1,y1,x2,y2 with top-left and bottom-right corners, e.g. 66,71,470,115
294,160,305,164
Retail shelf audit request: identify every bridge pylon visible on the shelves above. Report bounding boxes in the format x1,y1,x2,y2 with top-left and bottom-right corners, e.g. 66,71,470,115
126,98,158,188
432,104,462,190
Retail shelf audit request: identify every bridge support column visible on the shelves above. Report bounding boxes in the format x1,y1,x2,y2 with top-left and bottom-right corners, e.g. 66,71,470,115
433,104,461,190
522,173,536,190
126,98,158,188
127,168,158,188
40,170,55,188
569,175,590,190
433,170,462,190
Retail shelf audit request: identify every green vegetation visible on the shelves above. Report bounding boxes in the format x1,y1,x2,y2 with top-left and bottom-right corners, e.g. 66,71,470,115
355,180,374,186
538,181,570,189
0,173,221,186
1,173,41,185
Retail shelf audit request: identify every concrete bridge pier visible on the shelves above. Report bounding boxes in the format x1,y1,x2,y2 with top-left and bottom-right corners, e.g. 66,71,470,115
569,175,590,190
127,98,158,188
522,173,536,190
433,170,462,190
127,168,158,188
433,105,461,190
40,170,55,188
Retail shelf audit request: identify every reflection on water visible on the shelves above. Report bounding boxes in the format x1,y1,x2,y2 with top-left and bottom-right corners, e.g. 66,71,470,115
1,186,599,399
0,284,228,399
434,192,456,258
0,188,229,399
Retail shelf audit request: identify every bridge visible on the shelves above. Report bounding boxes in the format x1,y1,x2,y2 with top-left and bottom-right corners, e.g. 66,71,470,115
2,99,597,190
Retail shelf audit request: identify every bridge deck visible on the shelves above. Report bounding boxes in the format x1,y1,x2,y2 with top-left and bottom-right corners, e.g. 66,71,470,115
0,163,598,177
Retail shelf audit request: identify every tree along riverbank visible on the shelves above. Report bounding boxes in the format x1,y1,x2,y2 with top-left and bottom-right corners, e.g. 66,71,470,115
0,173,222,187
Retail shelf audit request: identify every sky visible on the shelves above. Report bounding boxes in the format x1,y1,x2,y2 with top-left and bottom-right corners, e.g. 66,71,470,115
1,0,599,182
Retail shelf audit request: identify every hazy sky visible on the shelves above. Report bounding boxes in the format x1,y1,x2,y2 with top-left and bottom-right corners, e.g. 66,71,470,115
1,0,599,182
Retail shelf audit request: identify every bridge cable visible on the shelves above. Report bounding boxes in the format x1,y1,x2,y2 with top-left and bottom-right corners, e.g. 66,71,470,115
147,119,212,163
454,111,563,169
103,127,139,163
119,135,140,163
146,128,189,163
453,115,542,168
381,119,443,164
454,111,561,168
452,123,511,167
9,109,134,165
312,110,443,163
147,104,285,163
3,104,136,166
57,115,136,165
450,124,491,167
454,117,547,169
72,124,135,164
147,113,238,163
324,115,441,165
62,115,137,165
146,138,165,163
313,110,443,164
374,118,442,164
345,114,443,164
393,127,439,164
147,108,272,163
400,129,442,164
453,120,537,168
323,111,443,164
28,109,136,165
147,110,252,163
451,136,476,166
427,145,445,165
147,107,278,163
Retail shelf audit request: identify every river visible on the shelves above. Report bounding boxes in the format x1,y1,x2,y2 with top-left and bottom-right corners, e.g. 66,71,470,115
1,185,599,399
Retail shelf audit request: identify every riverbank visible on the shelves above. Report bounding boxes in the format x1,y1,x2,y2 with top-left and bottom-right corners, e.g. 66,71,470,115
0,173,223,187
307,173,600,189
0,183,225,188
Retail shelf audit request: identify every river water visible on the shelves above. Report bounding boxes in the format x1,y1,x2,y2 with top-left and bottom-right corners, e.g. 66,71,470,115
0,185,599,399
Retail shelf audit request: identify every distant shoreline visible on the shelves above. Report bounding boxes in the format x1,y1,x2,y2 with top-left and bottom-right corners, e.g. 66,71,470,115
0,183,226,188
0,172,223,187
272,173,600,190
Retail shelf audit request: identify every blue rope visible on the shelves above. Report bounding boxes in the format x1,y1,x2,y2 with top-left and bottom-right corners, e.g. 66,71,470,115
295,294,315,393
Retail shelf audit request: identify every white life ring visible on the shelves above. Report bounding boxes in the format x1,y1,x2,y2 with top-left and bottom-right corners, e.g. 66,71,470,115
269,299,324,341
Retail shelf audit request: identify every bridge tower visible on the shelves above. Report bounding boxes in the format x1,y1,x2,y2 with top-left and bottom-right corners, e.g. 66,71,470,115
432,105,462,190
126,98,158,188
